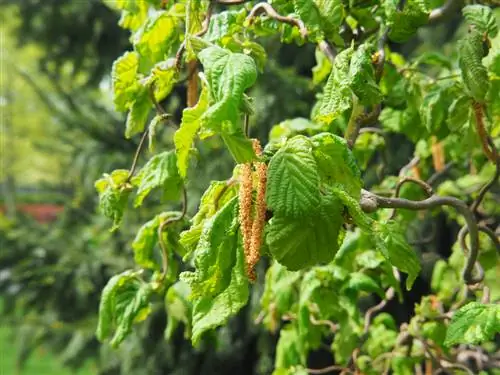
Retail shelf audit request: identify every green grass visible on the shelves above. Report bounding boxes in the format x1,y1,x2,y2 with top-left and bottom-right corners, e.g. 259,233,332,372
0,325,96,375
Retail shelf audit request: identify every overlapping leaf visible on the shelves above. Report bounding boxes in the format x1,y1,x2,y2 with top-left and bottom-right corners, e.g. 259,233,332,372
445,302,500,346
463,5,498,38
96,271,153,348
266,136,321,218
95,169,132,230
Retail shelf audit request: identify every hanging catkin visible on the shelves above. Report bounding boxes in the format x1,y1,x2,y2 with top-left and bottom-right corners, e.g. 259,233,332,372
238,139,267,282
239,163,253,268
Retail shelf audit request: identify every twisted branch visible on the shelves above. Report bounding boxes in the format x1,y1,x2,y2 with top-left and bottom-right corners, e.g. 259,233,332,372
246,3,308,38
360,190,481,285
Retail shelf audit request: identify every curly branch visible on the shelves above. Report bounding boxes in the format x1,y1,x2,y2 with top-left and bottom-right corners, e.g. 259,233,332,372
428,0,463,24
360,190,481,284
246,3,308,38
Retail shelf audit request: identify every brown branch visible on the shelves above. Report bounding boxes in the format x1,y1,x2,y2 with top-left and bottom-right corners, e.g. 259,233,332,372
470,137,500,214
309,314,338,333
306,365,347,374
158,186,188,276
347,104,382,148
127,128,151,182
426,162,455,186
360,190,481,285
318,40,336,64
246,3,308,38
175,1,215,71
472,102,496,162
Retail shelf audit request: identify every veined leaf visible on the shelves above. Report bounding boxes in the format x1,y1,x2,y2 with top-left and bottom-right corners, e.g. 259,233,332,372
349,44,382,106
134,11,179,71
266,192,344,270
197,46,258,163
445,302,500,346
180,180,237,256
447,95,472,132
180,198,249,345
134,151,182,207
261,262,302,331
175,81,210,178
274,324,306,371
205,9,246,43
132,211,185,270
266,136,321,218
95,169,132,231
165,281,192,340
463,5,498,38
125,87,151,138
96,270,153,348
117,1,149,32
315,47,353,124
312,46,332,85
311,132,362,199
150,59,178,102
112,51,141,112
458,29,490,102
373,221,421,290
385,0,430,43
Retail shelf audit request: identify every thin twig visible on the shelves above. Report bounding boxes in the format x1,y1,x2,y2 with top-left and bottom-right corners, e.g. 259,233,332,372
470,137,500,215
127,129,151,181
472,102,497,162
360,190,481,285
158,186,188,276
389,177,433,220
175,1,215,70
318,40,336,64
426,162,455,186
306,365,347,374
347,104,382,148
399,156,420,177
246,3,308,38
309,314,338,333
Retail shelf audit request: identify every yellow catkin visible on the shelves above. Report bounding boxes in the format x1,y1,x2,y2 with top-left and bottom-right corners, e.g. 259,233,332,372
245,139,267,282
239,163,253,267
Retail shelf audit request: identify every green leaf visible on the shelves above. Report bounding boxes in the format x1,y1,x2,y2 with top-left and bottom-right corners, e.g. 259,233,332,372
134,151,182,207
266,192,344,270
312,46,332,85
343,272,385,298
448,95,472,132
112,51,141,112
125,87,151,138
315,47,353,124
180,180,237,256
197,46,258,163
266,136,321,218
385,0,430,43
165,281,192,340
180,198,249,345
349,44,382,106
205,9,246,43
311,132,362,199
150,59,178,102
459,29,490,102
420,81,456,134
116,1,149,32
274,324,305,370
134,11,179,71
261,262,302,330
445,302,500,346
175,82,210,178
95,169,132,230
463,5,498,38
374,221,421,290
96,271,153,348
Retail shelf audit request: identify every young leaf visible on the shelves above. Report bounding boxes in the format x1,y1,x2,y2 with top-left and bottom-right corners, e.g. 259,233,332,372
125,87,151,138
180,198,249,345
165,281,192,340
311,132,362,199
134,11,179,71
205,9,246,43
132,211,184,270
134,151,182,207
112,51,141,112
274,324,306,371
349,44,382,106
374,221,421,290
266,136,321,218
197,46,258,163
445,302,500,346
175,82,210,178
150,59,178,103
96,271,153,348
95,169,132,230
385,0,430,43
266,192,344,270
315,47,353,124
463,5,498,38
458,29,490,102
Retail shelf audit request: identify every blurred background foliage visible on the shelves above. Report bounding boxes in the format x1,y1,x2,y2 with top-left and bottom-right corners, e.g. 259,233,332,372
0,1,498,375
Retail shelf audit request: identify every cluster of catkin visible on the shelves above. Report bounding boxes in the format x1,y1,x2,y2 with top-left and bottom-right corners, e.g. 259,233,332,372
239,139,267,282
